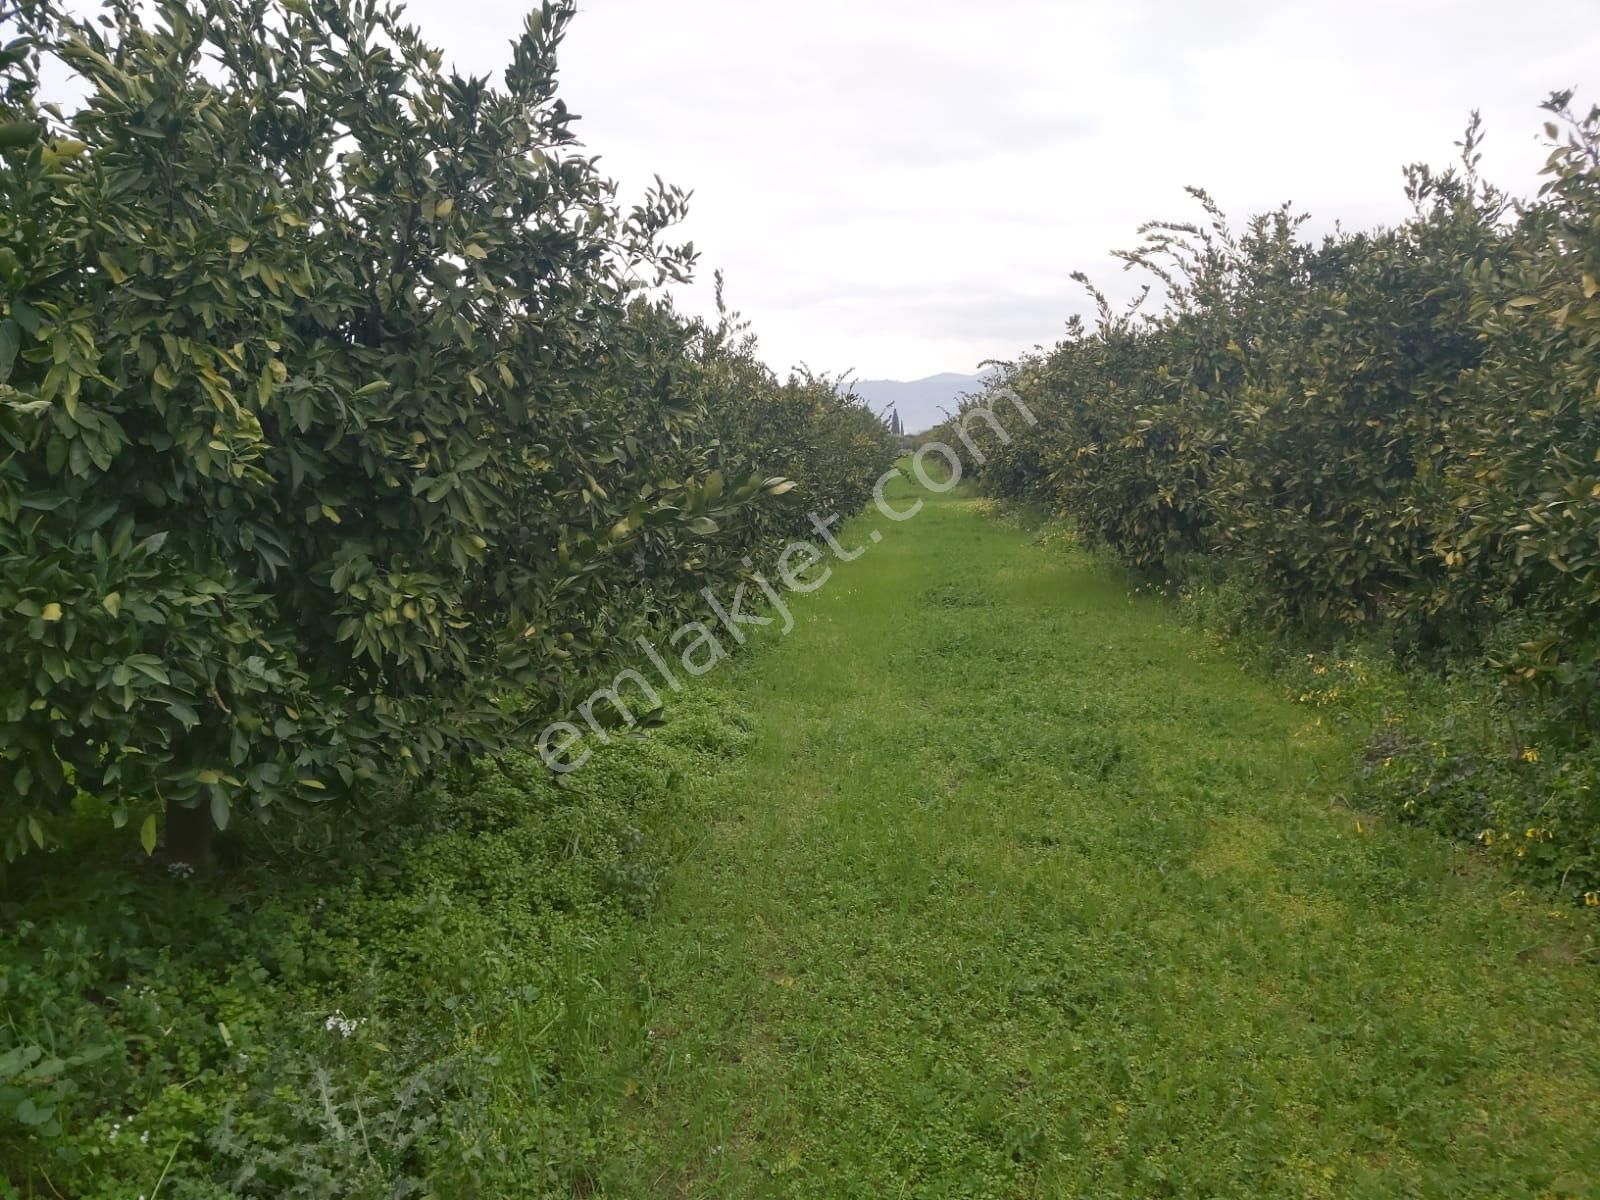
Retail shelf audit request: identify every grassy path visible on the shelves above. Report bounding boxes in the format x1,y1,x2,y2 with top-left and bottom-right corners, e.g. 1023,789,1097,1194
567,476,1600,1198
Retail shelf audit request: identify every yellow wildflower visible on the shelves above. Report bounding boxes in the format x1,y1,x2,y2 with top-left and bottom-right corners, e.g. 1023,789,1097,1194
1521,747,1540,763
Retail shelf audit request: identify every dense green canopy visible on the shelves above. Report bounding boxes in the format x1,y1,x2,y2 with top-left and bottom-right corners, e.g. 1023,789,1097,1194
0,0,896,858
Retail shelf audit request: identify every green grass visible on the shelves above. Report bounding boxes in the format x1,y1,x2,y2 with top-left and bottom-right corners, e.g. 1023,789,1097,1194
535,472,1600,1198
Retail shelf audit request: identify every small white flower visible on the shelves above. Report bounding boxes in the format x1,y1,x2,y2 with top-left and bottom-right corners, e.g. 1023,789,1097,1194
323,1011,364,1038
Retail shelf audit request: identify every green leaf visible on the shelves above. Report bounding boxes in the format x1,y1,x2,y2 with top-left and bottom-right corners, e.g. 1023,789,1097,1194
128,659,170,685
0,120,39,150
210,791,230,832
10,298,40,335
0,319,19,384
14,1098,54,1127
140,815,157,856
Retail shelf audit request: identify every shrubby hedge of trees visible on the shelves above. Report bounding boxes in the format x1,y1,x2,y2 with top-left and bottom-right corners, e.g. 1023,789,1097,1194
0,0,897,863
961,101,1600,896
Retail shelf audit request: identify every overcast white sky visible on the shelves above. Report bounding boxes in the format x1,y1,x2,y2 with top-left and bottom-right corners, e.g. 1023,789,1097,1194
99,1,1600,379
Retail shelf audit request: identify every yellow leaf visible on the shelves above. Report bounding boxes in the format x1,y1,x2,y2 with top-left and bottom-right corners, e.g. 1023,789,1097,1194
299,778,326,790
140,814,158,856
103,591,122,616
196,768,222,785
1585,273,1598,300
40,603,63,622
463,242,488,260
97,252,127,284
228,236,249,254
435,197,454,219
320,504,341,524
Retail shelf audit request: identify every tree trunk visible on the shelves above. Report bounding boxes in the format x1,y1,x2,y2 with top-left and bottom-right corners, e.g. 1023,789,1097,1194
164,799,217,872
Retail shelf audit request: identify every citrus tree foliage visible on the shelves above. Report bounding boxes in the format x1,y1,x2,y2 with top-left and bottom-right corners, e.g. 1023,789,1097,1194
1444,93,1600,697
0,0,895,858
966,101,1597,655
700,302,899,531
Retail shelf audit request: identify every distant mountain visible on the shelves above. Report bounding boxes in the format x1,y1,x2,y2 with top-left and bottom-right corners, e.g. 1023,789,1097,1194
851,371,993,435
